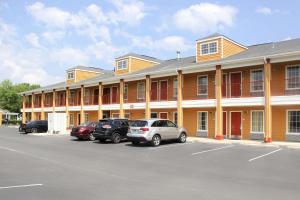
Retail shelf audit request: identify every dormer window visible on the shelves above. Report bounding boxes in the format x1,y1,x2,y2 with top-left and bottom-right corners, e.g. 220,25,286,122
67,71,74,80
117,60,127,70
200,41,218,55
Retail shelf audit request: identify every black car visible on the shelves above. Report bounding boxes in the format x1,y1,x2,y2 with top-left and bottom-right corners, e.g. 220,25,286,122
93,119,129,143
21,120,48,133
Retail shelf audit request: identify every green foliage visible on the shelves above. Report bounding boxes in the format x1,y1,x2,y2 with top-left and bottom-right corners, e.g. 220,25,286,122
0,80,40,113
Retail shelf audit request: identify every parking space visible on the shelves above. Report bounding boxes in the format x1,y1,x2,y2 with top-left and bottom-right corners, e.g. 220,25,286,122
0,127,299,200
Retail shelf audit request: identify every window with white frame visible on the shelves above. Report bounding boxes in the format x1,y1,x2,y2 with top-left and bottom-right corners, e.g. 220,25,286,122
67,71,74,80
251,111,264,133
197,112,208,131
151,112,158,118
117,60,127,70
250,69,264,92
173,78,178,98
84,113,89,123
286,65,300,89
200,41,217,55
137,82,145,100
197,76,208,96
173,112,178,125
69,114,74,126
288,111,300,133
124,84,128,100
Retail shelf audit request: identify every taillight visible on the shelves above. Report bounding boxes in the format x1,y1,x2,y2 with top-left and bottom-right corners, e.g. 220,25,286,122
102,125,112,129
140,127,149,132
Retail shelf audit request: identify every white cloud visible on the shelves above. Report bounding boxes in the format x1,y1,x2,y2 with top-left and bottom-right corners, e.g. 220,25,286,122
131,35,192,52
50,47,90,67
173,3,237,34
108,0,146,26
25,33,41,48
26,2,70,28
42,31,65,43
255,7,281,15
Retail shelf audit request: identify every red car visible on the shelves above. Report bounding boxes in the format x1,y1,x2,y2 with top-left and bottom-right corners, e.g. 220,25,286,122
70,122,97,141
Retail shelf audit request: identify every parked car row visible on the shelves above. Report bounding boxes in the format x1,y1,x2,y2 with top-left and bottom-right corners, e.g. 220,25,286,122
19,118,187,147
71,118,187,147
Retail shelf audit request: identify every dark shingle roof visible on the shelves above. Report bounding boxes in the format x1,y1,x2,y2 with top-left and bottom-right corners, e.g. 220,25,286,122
67,65,104,73
116,53,162,63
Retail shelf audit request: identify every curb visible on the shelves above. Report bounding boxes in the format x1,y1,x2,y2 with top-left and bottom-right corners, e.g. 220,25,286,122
187,137,300,149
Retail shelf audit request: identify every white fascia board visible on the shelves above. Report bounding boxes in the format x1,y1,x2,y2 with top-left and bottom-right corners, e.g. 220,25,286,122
54,107,66,112
150,101,177,109
182,99,216,108
82,105,98,111
102,104,120,110
123,102,146,110
69,106,81,111
222,97,264,107
271,95,300,105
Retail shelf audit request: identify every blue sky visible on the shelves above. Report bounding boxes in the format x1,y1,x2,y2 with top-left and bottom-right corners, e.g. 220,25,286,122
0,0,299,85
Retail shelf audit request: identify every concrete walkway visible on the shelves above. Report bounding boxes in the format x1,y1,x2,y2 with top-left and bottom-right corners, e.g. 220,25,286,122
188,137,300,149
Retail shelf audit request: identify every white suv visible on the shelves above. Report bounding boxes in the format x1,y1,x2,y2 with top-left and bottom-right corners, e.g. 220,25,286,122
127,119,187,147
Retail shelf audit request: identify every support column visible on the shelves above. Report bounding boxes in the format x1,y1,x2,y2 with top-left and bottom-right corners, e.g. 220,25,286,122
215,65,223,140
264,58,272,142
66,87,70,128
52,89,56,113
41,91,45,120
177,70,183,127
80,85,85,124
98,82,103,120
145,75,151,119
22,95,26,124
31,93,35,121
119,79,125,118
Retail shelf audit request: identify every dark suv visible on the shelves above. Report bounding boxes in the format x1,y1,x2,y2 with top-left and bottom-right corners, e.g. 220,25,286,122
21,120,48,133
93,119,129,143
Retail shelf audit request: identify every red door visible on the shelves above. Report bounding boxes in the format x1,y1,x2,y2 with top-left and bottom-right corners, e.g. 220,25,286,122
93,89,99,105
111,87,118,104
223,112,227,136
160,80,168,100
159,112,168,119
103,88,110,104
230,73,241,97
222,74,227,97
231,112,241,136
151,82,158,101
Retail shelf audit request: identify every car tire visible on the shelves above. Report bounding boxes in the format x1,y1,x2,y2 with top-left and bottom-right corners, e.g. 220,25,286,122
89,133,96,141
131,141,140,145
31,128,38,133
99,138,106,143
112,133,121,144
178,132,187,143
151,134,161,147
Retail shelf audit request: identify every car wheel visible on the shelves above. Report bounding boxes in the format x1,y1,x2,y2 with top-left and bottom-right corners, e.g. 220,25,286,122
151,134,161,147
89,133,96,141
99,138,106,143
31,128,38,133
131,141,140,145
178,132,187,143
112,133,121,144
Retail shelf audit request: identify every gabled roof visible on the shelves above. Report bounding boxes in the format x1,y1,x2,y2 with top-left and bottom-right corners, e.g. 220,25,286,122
116,53,162,63
67,65,105,73
196,33,247,49
21,37,300,95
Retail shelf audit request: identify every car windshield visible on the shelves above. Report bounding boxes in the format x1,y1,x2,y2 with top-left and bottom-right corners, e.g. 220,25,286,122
129,120,148,127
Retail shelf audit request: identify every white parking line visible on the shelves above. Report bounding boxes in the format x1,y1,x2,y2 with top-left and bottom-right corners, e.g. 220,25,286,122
150,142,194,150
0,184,43,190
191,145,234,156
248,148,282,162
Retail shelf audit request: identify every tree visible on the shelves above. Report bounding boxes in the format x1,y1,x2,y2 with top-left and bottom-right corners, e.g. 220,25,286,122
0,80,40,113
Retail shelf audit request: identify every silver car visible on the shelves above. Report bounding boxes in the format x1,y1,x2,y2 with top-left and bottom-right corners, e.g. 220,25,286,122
127,119,187,146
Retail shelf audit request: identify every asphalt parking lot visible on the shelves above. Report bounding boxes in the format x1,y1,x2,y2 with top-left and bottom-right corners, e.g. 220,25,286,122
0,127,300,200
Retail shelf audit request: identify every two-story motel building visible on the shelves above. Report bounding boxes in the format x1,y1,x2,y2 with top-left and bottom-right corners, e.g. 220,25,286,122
21,33,300,142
